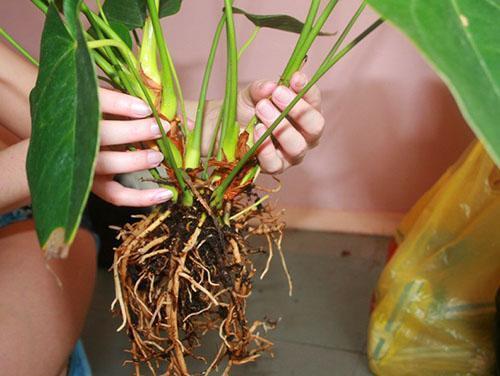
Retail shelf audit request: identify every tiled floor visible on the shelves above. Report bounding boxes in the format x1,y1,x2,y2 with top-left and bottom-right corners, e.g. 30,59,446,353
82,230,389,375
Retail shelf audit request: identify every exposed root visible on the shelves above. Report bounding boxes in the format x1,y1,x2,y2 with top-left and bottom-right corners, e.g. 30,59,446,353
113,184,287,375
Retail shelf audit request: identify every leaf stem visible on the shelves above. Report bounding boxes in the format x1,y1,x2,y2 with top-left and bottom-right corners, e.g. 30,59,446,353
280,0,321,84
30,0,48,14
0,28,39,66
237,26,260,60
281,0,339,85
218,0,239,162
184,16,226,169
145,0,178,121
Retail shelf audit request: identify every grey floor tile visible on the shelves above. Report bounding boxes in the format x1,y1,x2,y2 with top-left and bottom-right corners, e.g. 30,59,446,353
82,230,387,375
232,341,361,376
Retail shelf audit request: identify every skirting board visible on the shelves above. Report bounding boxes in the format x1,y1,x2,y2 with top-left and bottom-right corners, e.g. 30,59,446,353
283,207,404,236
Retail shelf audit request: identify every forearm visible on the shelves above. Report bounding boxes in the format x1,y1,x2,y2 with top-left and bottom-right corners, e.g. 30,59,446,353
0,139,30,214
0,43,37,139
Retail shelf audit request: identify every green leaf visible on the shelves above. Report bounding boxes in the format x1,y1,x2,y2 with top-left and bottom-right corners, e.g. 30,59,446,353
109,20,133,48
27,0,100,257
102,0,146,29
102,0,182,29
367,0,500,166
232,7,334,35
159,0,182,18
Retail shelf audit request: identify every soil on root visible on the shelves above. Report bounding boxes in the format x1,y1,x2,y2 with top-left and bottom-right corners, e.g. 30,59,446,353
112,186,288,375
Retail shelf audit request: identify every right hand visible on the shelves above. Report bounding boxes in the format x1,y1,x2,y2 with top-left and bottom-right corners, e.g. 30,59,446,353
92,89,172,207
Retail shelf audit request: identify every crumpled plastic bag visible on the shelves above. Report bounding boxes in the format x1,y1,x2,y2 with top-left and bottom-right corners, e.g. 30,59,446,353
368,142,500,375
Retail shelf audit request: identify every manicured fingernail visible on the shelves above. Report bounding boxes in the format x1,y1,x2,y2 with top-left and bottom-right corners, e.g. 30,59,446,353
259,80,273,90
294,72,307,89
147,150,164,165
256,100,275,119
152,189,173,203
131,100,152,117
273,86,294,104
151,120,170,136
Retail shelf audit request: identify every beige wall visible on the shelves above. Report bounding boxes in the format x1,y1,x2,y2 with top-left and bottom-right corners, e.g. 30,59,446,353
0,1,473,234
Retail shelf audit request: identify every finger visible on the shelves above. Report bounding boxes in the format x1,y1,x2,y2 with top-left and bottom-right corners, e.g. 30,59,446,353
95,149,164,175
254,123,284,174
290,71,322,111
100,118,170,146
99,88,152,118
255,99,308,165
276,149,292,171
238,80,277,124
271,85,325,145
93,176,173,207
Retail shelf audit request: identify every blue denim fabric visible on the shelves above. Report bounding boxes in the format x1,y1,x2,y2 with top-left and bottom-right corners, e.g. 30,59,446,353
68,340,92,376
0,206,32,228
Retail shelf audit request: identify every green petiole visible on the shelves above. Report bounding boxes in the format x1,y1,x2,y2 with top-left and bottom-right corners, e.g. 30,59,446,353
185,15,227,169
217,0,239,163
145,0,178,122
0,28,39,66
237,26,260,60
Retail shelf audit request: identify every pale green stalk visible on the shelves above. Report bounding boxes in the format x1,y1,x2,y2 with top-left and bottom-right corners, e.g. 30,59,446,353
185,16,226,169
237,26,260,60
145,0,178,121
0,28,39,66
217,0,239,162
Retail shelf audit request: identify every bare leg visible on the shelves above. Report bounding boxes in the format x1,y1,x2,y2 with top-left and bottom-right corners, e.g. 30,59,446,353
0,220,96,376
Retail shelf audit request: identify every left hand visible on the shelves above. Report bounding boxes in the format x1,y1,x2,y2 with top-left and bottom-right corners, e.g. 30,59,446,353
237,71,325,174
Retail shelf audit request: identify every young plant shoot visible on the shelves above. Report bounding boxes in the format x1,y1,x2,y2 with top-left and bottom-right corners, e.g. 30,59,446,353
2,0,381,374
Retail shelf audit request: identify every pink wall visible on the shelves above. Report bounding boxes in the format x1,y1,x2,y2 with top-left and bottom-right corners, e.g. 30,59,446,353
0,1,473,218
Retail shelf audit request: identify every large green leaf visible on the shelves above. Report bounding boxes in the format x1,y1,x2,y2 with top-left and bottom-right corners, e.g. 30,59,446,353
27,0,99,257
232,7,334,35
102,0,146,29
102,0,182,29
159,0,182,18
367,0,500,166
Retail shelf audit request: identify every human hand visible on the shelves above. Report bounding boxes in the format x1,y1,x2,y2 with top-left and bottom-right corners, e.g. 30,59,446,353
92,88,172,207
237,71,324,174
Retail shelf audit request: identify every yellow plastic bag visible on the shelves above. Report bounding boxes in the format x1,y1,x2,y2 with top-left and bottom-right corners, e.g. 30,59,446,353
368,142,500,375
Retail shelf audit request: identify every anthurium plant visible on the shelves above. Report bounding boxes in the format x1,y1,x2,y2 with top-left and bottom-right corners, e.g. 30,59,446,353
1,0,382,373
2,0,498,374
0,0,500,375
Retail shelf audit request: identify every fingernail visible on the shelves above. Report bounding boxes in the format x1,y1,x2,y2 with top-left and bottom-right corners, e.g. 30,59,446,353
131,100,152,117
295,72,307,89
152,189,173,203
151,120,170,136
256,100,275,120
273,86,294,104
147,150,164,165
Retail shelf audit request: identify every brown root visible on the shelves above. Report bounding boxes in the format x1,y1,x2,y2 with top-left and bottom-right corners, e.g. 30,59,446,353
112,184,287,375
